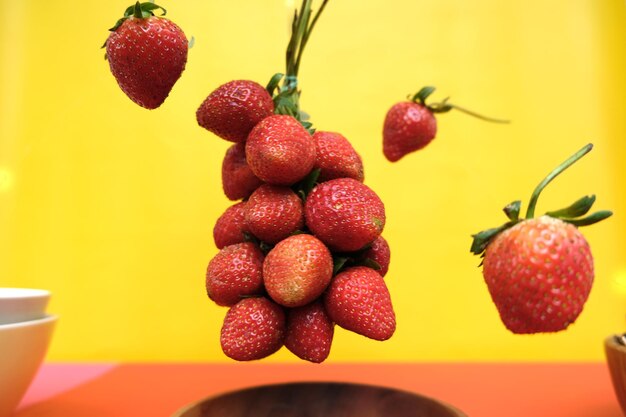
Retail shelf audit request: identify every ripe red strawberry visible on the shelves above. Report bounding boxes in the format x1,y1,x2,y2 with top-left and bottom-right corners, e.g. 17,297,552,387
263,234,333,307
362,236,390,277
213,202,249,249
196,80,274,143
383,101,436,162
305,178,385,252
324,266,396,341
220,297,285,361
245,184,304,244
312,131,364,182
246,115,316,185
221,143,263,201
104,2,188,109
285,300,334,363
205,242,264,307
471,143,611,334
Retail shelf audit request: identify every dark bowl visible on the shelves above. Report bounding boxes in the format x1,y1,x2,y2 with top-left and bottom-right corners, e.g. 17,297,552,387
171,382,467,417
605,336,626,416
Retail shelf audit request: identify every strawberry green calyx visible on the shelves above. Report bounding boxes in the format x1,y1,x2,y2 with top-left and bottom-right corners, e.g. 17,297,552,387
108,2,167,32
470,143,612,257
411,86,509,124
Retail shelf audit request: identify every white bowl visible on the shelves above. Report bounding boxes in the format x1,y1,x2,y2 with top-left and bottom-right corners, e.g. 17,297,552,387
0,315,57,417
0,288,50,325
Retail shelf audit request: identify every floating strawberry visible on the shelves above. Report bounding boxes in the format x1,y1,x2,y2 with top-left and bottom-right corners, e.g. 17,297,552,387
220,297,285,361
196,80,274,143
221,143,263,201
213,202,249,249
324,266,396,341
104,2,188,109
245,184,304,244
312,131,364,182
285,300,334,363
471,144,612,334
263,234,333,308
305,178,385,252
383,86,508,162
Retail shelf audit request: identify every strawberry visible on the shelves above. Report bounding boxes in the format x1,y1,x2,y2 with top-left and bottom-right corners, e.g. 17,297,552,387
471,144,612,334
285,300,334,363
221,143,263,201
305,178,385,252
205,242,264,307
362,236,391,277
213,202,249,249
196,80,274,143
324,266,396,341
104,2,187,109
220,297,285,361
312,131,364,182
246,115,316,185
245,184,304,244
263,234,333,307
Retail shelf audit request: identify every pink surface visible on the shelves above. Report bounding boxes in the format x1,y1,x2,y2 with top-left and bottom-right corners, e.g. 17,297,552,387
16,363,117,411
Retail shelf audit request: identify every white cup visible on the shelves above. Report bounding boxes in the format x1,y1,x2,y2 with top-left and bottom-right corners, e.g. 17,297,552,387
0,288,50,325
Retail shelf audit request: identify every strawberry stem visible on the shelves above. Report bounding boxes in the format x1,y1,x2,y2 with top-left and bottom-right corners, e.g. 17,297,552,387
525,143,593,219
133,1,143,18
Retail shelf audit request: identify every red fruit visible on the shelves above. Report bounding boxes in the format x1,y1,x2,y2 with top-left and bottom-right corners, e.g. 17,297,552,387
263,234,333,308
285,300,334,363
105,4,188,109
196,80,274,143
221,143,263,201
245,184,304,244
213,202,249,249
246,115,316,185
312,131,364,182
305,178,385,252
205,242,264,307
363,236,391,277
383,101,436,162
324,266,396,341
482,216,594,334
220,297,285,361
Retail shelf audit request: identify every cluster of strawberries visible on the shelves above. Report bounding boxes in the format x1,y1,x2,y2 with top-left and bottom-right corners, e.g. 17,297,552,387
196,80,395,363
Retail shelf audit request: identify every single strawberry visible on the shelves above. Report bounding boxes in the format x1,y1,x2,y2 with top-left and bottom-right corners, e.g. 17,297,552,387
221,143,263,201
471,143,612,334
246,115,316,185
104,2,188,109
245,184,304,244
312,131,364,182
285,300,334,363
205,242,264,307
305,178,385,252
383,86,508,162
324,266,396,341
213,202,249,249
362,236,391,277
196,80,274,143
263,234,333,308
220,297,285,361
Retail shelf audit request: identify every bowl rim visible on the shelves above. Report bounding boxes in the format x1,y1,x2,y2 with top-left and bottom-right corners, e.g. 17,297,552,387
0,314,58,330
170,380,468,417
0,288,50,300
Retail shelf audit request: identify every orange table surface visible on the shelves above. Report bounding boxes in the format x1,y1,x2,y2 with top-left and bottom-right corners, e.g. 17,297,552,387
14,362,623,417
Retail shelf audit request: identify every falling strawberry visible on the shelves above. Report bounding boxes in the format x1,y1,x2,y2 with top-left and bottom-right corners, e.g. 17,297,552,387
383,86,508,162
285,300,334,363
104,2,188,109
471,143,612,334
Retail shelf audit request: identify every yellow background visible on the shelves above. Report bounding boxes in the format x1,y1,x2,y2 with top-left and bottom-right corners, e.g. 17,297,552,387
1,0,624,362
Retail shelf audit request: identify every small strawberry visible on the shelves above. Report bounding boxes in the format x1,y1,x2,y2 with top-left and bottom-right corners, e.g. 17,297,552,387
362,236,391,277
246,115,316,185
263,234,333,308
221,143,263,201
471,144,612,334
312,131,364,182
245,184,304,244
324,266,396,341
305,178,385,252
220,297,285,361
383,86,507,162
213,202,249,249
104,2,188,109
205,242,264,307
196,80,274,143
285,300,334,363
